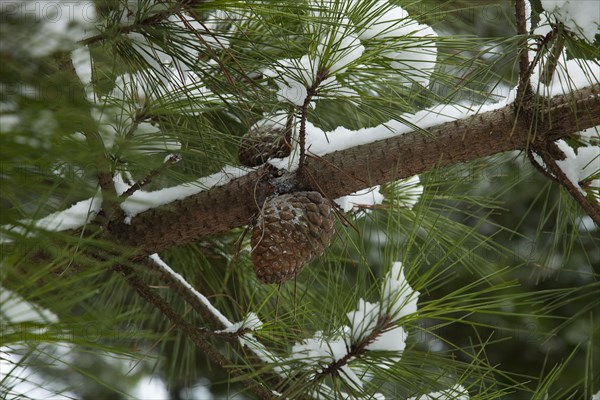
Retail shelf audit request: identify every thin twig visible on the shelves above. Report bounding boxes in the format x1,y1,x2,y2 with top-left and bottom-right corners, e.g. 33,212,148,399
120,154,182,199
532,143,600,226
298,68,330,173
54,52,122,224
143,256,226,328
540,25,566,86
514,0,533,105
113,263,274,399
526,149,560,184
312,315,393,381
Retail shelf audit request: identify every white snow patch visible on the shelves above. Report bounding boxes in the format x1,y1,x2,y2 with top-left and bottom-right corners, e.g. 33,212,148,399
0,191,102,243
532,55,600,98
291,328,350,366
554,140,600,197
0,289,59,324
71,46,93,86
149,254,233,329
382,261,420,318
130,376,170,400
0,348,77,399
541,0,600,43
218,312,264,333
121,165,252,222
289,260,419,396
396,175,424,209
347,299,381,343
350,0,438,87
335,186,384,214
5,1,97,57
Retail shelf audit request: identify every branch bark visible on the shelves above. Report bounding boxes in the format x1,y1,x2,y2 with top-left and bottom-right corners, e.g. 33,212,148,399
108,85,600,255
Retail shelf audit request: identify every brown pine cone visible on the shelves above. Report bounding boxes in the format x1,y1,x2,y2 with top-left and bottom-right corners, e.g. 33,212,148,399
251,191,335,284
238,115,292,167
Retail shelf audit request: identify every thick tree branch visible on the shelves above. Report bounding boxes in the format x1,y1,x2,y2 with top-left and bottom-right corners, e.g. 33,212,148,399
108,85,600,255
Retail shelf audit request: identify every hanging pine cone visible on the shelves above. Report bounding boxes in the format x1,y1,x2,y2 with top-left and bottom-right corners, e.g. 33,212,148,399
251,191,335,284
238,114,292,167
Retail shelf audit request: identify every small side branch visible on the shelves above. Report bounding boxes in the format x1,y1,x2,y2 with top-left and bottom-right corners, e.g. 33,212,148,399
312,315,393,381
113,263,274,399
515,0,534,105
144,254,229,330
298,68,330,173
54,52,122,224
531,142,600,226
120,154,182,199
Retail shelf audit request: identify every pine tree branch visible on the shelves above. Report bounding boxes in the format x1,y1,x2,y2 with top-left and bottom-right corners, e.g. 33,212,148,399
107,85,600,255
531,141,600,225
514,0,533,104
79,1,200,46
113,263,275,399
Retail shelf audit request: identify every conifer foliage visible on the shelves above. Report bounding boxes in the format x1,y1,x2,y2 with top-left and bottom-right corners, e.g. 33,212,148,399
1,0,599,399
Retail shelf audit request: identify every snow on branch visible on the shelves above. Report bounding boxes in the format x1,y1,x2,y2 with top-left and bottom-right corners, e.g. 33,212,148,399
148,254,234,329
286,261,426,398
147,254,284,368
0,191,103,243
540,0,600,44
145,255,465,398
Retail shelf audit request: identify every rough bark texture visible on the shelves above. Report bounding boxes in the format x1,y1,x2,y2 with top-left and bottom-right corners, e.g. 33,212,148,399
108,85,600,255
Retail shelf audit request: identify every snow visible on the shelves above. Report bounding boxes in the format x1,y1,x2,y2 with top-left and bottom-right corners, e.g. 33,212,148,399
382,261,420,318
350,0,438,87
0,356,77,399
268,101,478,173
149,255,287,380
395,175,424,209
554,140,600,197
592,390,600,400
335,176,423,215
365,325,407,359
218,312,263,333
149,254,279,371
292,329,350,366
531,53,600,98
406,384,470,400
541,0,600,43
71,46,93,86
121,165,252,222
149,254,233,329
264,6,355,105
113,172,132,197
0,289,58,324
530,2,600,97
288,260,420,396
335,186,385,214
254,112,290,130
130,376,170,400
347,299,381,343
3,0,97,57
0,191,103,243
315,17,365,75
264,0,437,105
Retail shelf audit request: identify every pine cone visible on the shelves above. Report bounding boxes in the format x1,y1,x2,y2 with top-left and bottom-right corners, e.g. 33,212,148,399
238,116,291,167
251,191,335,284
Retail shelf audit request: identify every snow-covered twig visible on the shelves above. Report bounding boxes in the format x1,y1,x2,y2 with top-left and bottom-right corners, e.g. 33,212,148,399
111,261,274,399
531,140,600,226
